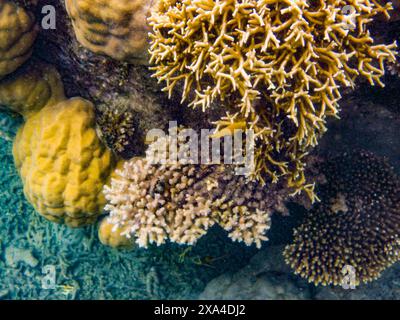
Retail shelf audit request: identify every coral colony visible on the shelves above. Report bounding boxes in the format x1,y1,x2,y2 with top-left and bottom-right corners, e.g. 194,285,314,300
0,0,399,288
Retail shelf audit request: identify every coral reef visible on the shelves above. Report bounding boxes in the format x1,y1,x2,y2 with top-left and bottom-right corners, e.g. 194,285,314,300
95,103,142,158
98,218,136,249
13,97,117,227
149,0,397,191
284,151,400,286
1,124,259,299
0,60,65,118
65,0,152,64
0,0,38,79
103,133,293,248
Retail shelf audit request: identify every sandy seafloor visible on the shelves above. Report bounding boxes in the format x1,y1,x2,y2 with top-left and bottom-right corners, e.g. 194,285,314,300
0,77,400,299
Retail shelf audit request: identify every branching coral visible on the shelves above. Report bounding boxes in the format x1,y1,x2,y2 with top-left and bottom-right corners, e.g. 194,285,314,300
283,151,400,286
0,0,38,78
65,0,153,64
95,104,138,158
102,134,292,248
149,0,397,191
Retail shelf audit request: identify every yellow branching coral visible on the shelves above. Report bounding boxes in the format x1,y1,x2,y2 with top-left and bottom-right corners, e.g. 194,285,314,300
102,135,291,248
149,0,397,190
283,151,400,287
0,0,38,78
65,0,152,64
0,61,66,118
13,98,117,227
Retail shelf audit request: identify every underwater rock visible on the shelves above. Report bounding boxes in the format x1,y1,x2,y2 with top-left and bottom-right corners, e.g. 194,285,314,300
199,246,312,300
5,246,38,268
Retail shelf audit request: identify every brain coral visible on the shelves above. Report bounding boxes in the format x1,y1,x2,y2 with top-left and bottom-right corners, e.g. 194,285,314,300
13,98,117,227
149,0,397,191
0,0,38,78
65,0,152,63
0,60,65,118
283,151,400,286
103,134,292,248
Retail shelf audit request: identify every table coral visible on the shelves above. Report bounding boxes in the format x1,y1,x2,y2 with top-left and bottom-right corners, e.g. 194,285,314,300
0,60,66,118
0,0,38,79
65,0,153,64
149,0,397,193
102,133,293,249
283,151,400,287
13,97,117,227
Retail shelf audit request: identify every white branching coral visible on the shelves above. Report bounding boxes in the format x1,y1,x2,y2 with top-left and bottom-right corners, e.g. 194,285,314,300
103,135,291,248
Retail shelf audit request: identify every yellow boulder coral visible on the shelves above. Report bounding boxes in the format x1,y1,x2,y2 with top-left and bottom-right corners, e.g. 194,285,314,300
0,61,65,118
0,0,38,79
65,0,152,64
13,98,117,227
98,218,135,249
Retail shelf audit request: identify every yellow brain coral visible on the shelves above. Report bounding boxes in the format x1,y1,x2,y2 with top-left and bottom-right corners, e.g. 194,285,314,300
13,98,117,227
149,0,397,190
0,61,65,118
65,0,152,63
0,0,38,79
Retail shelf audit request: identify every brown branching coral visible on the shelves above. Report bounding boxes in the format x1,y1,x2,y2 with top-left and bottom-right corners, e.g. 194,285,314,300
65,0,153,64
283,151,400,286
95,104,139,158
0,0,38,79
149,0,397,191
102,134,292,248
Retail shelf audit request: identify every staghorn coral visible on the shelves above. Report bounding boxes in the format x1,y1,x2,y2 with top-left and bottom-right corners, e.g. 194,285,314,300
102,133,293,248
13,97,117,227
0,0,38,79
0,60,66,118
65,0,153,64
283,151,400,286
149,0,397,192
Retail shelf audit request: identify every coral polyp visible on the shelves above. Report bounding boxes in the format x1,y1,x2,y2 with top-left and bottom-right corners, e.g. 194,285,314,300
102,134,293,248
283,151,400,287
149,0,397,189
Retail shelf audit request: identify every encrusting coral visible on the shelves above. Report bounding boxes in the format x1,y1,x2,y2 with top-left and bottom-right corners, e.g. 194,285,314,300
102,133,292,248
283,151,400,287
65,0,153,64
13,97,118,227
0,0,38,79
149,0,398,192
0,60,66,118
98,218,136,248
